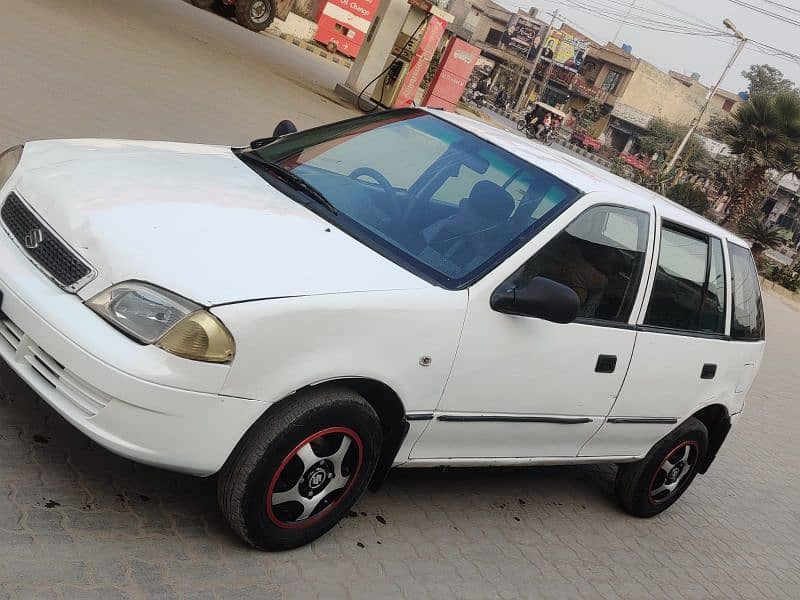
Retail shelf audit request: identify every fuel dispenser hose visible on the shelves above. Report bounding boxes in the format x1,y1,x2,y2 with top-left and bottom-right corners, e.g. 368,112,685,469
356,15,430,113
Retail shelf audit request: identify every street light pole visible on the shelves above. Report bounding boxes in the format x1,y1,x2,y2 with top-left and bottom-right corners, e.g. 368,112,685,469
514,10,558,113
611,0,636,45
665,20,747,173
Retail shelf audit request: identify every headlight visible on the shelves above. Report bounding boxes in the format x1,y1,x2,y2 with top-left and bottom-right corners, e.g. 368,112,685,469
86,281,235,363
0,145,24,190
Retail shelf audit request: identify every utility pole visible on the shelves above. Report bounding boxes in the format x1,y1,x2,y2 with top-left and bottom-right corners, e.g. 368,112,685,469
611,0,637,45
666,19,747,173
514,10,558,113
511,21,543,112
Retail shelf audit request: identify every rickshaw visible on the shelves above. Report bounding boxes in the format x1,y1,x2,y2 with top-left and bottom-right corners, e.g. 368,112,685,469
516,102,566,145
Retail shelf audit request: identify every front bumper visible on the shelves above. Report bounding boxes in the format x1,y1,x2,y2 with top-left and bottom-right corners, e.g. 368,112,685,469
0,197,265,476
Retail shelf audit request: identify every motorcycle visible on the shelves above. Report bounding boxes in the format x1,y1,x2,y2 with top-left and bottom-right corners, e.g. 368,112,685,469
516,101,565,147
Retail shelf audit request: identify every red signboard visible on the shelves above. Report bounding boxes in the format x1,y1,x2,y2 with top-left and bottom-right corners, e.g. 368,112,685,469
422,37,480,111
393,15,448,108
314,0,380,59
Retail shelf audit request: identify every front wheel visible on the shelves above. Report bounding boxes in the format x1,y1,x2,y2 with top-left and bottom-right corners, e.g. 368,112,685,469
218,386,382,550
616,417,708,518
235,0,276,31
516,119,527,131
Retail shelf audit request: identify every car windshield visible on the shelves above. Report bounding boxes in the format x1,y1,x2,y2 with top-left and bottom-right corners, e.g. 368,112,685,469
241,109,581,289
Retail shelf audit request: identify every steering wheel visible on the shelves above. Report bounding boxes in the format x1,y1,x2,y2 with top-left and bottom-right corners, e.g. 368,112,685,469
428,225,486,269
348,167,402,222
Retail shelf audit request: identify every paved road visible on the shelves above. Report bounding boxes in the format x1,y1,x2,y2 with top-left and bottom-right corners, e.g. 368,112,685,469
2,1,800,598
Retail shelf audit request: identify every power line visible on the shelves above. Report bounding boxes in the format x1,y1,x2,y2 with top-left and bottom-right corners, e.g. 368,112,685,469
726,0,800,28
747,0,800,17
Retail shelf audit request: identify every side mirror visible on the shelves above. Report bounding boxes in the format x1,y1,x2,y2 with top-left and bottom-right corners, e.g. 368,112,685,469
490,277,580,324
273,120,298,137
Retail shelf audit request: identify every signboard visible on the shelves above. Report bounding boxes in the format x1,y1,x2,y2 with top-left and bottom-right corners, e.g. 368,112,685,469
314,0,380,59
541,30,590,72
394,14,448,107
502,11,542,57
423,37,481,111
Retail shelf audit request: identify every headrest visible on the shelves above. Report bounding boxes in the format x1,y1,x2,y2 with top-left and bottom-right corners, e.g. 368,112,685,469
464,181,515,223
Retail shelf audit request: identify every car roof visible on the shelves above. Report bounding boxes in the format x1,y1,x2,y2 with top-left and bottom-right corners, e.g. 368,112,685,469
426,109,749,248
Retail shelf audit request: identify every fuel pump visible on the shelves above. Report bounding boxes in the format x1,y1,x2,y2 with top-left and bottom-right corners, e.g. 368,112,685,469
356,0,451,110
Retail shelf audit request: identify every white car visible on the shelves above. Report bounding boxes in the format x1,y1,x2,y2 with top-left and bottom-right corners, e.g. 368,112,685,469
0,109,765,550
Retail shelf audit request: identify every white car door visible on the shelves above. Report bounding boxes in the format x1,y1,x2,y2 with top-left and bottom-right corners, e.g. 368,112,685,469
411,198,656,460
581,217,766,458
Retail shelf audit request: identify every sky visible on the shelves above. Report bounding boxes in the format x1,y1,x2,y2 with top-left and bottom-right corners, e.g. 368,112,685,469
496,0,800,94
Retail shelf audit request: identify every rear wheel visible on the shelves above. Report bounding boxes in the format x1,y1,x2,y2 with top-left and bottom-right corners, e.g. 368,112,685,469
235,0,276,31
218,386,382,550
616,417,708,518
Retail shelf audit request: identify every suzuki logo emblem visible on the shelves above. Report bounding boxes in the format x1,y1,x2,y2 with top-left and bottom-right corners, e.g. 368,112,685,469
24,228,44,250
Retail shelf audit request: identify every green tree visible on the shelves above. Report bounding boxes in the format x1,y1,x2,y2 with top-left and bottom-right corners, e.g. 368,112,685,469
738,216,784,259
741,64,796,97
638,118,709,167
720,92,800,228
666,182,709,215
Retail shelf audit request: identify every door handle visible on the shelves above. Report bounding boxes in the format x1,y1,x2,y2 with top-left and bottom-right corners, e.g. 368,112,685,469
595,354,617,373
701,363,717,379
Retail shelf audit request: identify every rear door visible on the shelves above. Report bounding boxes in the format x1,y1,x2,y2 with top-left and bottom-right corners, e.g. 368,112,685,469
726,241,766,411
582,217,742,457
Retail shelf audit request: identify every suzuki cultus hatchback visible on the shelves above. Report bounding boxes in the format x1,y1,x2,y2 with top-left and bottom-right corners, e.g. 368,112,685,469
0,109,764,549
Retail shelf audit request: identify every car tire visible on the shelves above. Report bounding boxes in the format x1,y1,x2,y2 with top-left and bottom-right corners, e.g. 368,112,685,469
218,386,382,551
615,417,708,518
234,0,276,31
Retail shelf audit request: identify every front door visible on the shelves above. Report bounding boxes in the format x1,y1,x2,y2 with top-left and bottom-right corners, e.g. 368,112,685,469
411,202,655,460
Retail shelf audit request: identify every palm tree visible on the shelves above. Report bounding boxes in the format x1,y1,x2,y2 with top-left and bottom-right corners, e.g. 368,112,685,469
738,216,784,260
720,92,800,229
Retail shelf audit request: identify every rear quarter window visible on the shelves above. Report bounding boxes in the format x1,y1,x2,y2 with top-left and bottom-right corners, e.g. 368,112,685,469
728,242,765,340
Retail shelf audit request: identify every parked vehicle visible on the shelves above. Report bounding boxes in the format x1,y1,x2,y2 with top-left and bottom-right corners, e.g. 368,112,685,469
0,109,764,551
570,129,602,152
620,151,656,176
463,87,487,109
191,0,276,32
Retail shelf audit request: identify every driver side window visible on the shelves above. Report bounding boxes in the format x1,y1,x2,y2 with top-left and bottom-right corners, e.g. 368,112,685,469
508,205,650,323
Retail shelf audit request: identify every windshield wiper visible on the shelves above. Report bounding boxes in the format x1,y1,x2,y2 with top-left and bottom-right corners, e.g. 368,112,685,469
239,152,339,215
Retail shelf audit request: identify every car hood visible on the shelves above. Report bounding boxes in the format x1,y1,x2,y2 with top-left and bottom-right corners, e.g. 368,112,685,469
13,139,429,305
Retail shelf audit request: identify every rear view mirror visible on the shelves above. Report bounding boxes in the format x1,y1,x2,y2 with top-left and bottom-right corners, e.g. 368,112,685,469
273,120,298,137
490,277,580,324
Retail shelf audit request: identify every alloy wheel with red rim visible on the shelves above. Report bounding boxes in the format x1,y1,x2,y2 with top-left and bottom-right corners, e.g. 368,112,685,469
648,440,699,505
266,427,363,528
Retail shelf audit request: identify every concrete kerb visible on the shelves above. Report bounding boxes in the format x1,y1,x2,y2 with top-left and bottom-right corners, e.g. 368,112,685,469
263,29,353,69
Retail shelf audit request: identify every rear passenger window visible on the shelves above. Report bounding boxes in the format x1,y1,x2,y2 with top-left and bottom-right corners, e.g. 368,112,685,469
728,243,765,340
509,205,649,323
644,225,725,334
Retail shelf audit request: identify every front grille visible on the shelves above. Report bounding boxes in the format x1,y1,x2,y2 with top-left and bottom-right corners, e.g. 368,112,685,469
1,193,93,290
0,317,112,417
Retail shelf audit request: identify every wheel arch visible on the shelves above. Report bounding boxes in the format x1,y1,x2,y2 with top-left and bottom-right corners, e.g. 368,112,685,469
689,403,731,474
226,377,408,487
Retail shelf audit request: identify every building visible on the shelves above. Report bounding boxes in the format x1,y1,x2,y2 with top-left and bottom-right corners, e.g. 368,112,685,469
448,2,554,103
566,42,637,133
600,60,741,153
763,174,800,240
